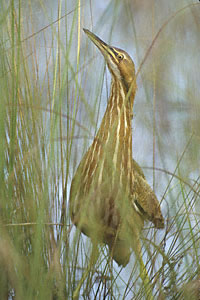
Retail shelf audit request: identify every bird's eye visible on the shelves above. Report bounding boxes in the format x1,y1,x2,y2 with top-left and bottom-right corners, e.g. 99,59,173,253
117,53,124,60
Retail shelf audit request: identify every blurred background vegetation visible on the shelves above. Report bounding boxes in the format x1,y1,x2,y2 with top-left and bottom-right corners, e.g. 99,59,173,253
0,0,199,299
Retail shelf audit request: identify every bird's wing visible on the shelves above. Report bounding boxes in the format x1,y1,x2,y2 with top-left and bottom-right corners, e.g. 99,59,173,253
132,158,145,179
131,159,164,229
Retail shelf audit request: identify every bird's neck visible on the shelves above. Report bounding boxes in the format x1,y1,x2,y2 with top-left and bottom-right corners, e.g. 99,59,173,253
94,78,136,171
96,78,136,141
109,77,136,118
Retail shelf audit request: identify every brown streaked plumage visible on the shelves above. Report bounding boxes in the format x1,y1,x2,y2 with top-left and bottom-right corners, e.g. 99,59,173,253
69,28,164,267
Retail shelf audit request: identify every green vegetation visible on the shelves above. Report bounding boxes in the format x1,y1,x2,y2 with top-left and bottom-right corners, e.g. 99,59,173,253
0,1,199,299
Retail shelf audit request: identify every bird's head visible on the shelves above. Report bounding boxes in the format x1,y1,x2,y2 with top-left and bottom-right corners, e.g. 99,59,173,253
83,28,136,92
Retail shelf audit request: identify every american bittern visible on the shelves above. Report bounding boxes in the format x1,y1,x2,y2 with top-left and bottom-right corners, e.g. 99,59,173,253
70,29,164,268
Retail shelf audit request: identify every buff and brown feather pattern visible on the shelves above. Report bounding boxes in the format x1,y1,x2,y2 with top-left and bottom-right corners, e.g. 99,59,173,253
70,29,164,267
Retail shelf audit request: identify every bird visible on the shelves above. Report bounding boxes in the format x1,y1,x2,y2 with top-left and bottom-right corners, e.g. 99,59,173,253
69,28,164,268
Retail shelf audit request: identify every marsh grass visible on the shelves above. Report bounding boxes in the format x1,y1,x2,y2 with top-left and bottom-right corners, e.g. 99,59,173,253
0,1,199,299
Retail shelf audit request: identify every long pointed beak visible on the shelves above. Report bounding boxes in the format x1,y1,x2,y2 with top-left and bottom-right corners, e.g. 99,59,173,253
83,28,115,61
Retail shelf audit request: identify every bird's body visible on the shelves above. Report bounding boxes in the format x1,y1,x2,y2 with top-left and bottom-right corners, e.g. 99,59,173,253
70,29,164,267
